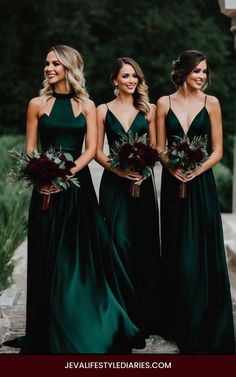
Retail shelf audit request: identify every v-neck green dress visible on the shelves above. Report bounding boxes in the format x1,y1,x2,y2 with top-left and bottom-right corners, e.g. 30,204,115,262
160,96,235,353
99,108,161,336
21,93,139,354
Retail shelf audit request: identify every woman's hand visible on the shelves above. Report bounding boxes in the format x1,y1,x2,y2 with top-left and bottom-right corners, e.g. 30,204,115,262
114,168,143,181
185,170,197,181
168,168,189,183
69,166,78,176
135,176,148,186
39,185,62,195
168,167,199,182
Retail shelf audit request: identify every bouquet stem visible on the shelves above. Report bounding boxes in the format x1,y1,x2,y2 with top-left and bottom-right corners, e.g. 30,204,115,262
42,194,52,210
130,181,140,198
178,182,187,199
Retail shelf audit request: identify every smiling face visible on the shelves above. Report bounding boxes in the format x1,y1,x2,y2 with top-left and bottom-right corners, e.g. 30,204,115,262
114,63,139,95
185,60,208,90
44,50,66,86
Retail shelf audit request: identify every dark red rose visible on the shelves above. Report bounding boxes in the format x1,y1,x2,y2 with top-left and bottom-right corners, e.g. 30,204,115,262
118,143,135,161
176,142,190,152
133,142,146,156
126,156,140,170
64,161,76,176
193,148,204,162
137,156,146,166
24,157,61,184
131,142,159,167
143,147,159,165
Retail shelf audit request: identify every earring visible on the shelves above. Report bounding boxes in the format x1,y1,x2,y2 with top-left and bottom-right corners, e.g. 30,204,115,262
184,81,187,88
114,85,119,96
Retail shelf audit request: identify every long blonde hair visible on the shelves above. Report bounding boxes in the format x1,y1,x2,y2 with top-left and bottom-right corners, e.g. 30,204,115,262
110,57,150,115
40,45,89,102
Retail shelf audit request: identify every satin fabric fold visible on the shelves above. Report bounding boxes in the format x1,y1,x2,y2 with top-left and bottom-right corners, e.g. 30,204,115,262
160,104,235,353
21,94,139,354
99,109,161,335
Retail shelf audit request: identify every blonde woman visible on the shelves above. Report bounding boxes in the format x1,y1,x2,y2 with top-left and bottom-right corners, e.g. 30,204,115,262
19,45,140,353
96,57,161,342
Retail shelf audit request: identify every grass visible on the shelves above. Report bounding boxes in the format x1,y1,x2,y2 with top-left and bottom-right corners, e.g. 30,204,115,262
0,134,30,292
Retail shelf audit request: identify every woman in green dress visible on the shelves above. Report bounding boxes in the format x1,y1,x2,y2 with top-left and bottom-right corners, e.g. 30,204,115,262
20,45,140,353
156,50,235,353
96,57,161,340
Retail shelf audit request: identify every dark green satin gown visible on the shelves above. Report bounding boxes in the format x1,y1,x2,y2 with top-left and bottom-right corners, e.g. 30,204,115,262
160,97,235,353
21,92,139,354
99,108,161,336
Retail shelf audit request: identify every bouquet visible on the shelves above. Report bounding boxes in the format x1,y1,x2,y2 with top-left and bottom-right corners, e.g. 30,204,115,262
108,132,159,198
163,135,208,198
8,147,80,210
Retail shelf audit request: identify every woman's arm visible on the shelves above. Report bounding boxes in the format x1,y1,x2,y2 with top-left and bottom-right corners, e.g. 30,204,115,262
70,99,97,174
26,97,41,154
147,104,157,147
156,96,188,183
156,97,167,154
192,96,223,178
95,104,112,170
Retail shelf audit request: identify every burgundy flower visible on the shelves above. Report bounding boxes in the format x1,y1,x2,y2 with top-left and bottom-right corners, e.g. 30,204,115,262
127,156,138,167
118,143,135,161
137,156,146,166
9,148,80,212
107,134,160,197
193,148,204,162
64,160,76,175
143,147,159,165
24,157,61,184
176,142,190,152
133,142,146,156
165,135,208,174
117,142,158,171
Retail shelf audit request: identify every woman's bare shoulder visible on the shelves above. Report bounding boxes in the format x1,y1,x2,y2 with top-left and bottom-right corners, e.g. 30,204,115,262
156,95,171,114
205,94,220,105
205,94,221,114
28,96,43,106
27,96,47,115
156,95,171,107
82,98,96,114
96,103,108,112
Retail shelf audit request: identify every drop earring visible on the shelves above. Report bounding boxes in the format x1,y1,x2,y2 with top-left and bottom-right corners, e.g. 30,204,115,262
114,85,119,97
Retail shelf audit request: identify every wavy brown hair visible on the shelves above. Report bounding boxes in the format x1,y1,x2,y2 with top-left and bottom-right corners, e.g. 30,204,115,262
171,50,211,90
40,45,89,102
110,57,150,115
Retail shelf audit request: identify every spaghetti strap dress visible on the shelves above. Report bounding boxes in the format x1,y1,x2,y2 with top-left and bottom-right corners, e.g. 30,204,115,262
99,107,161,336
160,95,235,353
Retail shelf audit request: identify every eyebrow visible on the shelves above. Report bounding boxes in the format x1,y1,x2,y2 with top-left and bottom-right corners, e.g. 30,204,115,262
45,59,61,64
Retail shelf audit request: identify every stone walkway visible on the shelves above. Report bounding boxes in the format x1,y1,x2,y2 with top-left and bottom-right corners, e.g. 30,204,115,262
0,160,235,354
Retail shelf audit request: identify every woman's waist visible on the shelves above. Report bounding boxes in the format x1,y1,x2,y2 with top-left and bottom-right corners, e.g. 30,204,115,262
41,146,82,160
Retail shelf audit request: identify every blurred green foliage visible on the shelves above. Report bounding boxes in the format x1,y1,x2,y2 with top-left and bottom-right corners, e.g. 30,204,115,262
213,162,233,213
0,135,30,292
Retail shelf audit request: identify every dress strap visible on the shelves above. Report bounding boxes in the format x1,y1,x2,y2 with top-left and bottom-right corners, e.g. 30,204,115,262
204,95,207,106
168,95,172,110
105,103,110,116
